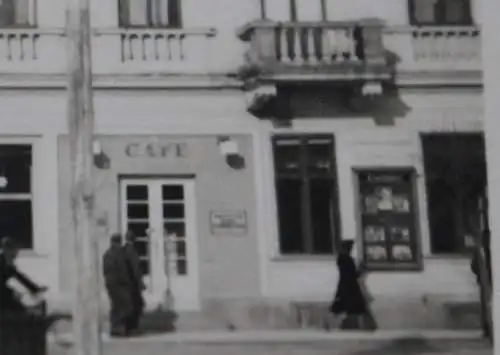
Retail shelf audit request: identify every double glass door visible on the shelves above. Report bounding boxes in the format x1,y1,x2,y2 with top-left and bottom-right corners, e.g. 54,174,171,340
120,178,200,310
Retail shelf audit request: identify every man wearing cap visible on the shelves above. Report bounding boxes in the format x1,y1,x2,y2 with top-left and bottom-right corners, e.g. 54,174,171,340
102,233,134,336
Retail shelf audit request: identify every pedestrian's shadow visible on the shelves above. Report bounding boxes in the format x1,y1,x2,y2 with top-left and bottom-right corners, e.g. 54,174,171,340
136,309,178,335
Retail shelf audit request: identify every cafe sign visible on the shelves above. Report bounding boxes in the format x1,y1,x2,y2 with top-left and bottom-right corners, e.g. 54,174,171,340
125,141,188,158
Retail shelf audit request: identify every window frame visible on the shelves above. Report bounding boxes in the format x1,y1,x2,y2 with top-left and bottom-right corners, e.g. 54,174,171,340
272,134,341,256
118,0,183,29
421,132,486,256
0,0,37,28
354,167,423,272
408,0,474,26
0,143,34,250
288,0,326,21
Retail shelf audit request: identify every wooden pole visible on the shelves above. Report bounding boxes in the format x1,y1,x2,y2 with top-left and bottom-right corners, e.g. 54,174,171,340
66,0,101,351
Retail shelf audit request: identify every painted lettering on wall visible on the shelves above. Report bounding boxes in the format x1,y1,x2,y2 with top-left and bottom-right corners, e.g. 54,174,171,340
125,142,188,158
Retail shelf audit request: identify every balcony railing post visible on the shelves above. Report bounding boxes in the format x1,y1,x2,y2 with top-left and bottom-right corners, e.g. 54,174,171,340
238,19,278,65
359,18,386,65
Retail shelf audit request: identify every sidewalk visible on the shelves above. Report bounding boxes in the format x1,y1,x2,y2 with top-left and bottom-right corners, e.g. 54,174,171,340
48,329,484,344
48,331,492,355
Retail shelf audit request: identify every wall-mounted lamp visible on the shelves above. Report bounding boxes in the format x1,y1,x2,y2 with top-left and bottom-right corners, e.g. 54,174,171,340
92,139,110,170
217,136,245,170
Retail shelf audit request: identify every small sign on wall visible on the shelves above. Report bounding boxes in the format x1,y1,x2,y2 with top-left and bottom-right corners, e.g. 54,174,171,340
209,210,247,236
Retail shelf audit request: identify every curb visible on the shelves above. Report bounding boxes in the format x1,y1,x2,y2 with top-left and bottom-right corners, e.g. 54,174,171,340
48,329,484,345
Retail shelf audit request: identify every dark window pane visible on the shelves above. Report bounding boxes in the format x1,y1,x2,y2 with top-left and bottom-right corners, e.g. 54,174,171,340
306,138,333,174
273,138,301,174
422,133,486,254
126,185,148,201
0,145,31,194
309,178,334,254
0,200,32,249
162,185,184,200
164,222,185,238
276,179,304,254
176,259,187,275
127,222,150,239
410,0,471,25
127,203,149,219
163,204,184,219
175,241,186,258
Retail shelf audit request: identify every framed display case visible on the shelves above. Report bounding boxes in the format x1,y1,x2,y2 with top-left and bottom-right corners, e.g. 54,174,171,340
356,168,422,271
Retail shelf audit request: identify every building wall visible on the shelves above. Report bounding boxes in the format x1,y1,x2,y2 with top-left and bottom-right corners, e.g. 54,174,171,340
0,86,485,327
255,87,484,327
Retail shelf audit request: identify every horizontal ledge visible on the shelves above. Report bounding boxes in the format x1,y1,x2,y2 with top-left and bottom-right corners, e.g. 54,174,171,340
93,27,218,36
0,74,242,89
384,24,480,35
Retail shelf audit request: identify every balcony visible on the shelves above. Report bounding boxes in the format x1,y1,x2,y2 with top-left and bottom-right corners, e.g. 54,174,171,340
0,29,65,74
237,19,392,83
383,26,482,84
92,28,217,75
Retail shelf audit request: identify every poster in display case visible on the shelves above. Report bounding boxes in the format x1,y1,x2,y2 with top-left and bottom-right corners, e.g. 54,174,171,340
357,169,421,271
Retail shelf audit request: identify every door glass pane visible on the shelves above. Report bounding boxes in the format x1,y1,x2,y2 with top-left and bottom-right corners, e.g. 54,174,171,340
309,178,334,254
126,185,148,201
127,222,150,274
163,203,184,219
162,185,184,200
175,240,186,258
127,203,149,219
176,259,187,275
164,222,185,238
276,178,304,254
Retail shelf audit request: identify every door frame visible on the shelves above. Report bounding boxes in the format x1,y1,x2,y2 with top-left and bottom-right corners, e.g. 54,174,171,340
119,176,200,310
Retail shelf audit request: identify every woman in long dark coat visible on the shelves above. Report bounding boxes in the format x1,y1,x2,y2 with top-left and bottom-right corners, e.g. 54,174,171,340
330,240,376,330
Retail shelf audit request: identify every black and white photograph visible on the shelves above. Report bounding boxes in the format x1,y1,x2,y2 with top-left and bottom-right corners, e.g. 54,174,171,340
0,0,496,354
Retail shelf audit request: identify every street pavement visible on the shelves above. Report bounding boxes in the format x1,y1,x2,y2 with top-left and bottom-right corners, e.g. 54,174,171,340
48,331,493,355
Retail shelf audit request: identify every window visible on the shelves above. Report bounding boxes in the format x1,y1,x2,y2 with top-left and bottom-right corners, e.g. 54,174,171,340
273,135,340,255
408,0,473,26
119,0,182,28
357,169,421,271
0,145,33,249
422,133,486,254
0,0,35,27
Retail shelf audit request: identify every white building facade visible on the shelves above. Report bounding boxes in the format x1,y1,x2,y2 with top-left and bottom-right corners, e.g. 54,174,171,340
0,0,485,329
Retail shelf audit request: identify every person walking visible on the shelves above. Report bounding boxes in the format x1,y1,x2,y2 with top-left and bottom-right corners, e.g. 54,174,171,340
102,233,134,337
329,240,377,330
123,230,146,334
0,237,47,314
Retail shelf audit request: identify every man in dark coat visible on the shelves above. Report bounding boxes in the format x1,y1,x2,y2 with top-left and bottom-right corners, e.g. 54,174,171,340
102,233,134,337
123,230,145,333
330,240,377,330
0,237,46,314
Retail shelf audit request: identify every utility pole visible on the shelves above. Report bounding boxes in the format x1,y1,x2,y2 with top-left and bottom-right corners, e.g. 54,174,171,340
66,0,101,351
482,0,500,348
